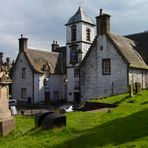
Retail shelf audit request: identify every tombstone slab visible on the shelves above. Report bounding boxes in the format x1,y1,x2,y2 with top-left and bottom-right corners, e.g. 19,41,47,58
0,68,15,137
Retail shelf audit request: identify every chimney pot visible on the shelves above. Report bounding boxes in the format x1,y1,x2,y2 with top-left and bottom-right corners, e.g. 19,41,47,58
51,40,59,52
0,52,3,66
96,10,110,36
18,35,28,52
100,9,103,16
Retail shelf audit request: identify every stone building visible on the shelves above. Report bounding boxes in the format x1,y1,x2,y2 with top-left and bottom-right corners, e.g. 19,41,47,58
12,7,95,104
12,37,66,104
80,9,148,101
12,7,148,104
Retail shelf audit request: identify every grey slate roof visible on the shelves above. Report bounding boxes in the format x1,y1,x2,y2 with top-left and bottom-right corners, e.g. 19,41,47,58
125,32,148,65
107,33,148,69
24,49,64,74
66,7,95,26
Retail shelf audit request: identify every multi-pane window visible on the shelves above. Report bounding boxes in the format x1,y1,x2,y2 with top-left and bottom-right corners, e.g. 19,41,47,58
86,28,91,41
71,25,77,41
21,88,27,99
22,68,26,79
102,59,111,75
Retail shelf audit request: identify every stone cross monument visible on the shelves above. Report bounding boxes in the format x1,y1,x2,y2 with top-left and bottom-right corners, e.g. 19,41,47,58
0,65,15,137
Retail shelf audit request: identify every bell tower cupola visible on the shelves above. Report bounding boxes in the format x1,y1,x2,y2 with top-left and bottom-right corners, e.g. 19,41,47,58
65,7,95,102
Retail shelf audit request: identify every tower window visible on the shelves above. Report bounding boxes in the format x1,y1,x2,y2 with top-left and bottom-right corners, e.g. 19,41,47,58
86,28,91,41
70,49,78,65
71,25,77,41
102,59,111,75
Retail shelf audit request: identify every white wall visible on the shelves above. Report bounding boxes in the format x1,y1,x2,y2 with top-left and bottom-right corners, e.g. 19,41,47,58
34,74,45,103
129,69,148,89
81,35,129,101
45,75,66,101
12,52,33,102
66,22,95,102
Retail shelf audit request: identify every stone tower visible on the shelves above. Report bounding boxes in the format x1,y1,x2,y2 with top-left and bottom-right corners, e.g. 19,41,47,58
65,7,95,103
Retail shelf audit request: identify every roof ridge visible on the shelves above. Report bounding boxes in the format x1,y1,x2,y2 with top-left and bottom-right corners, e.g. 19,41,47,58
26,48,60,55
107,33,148,69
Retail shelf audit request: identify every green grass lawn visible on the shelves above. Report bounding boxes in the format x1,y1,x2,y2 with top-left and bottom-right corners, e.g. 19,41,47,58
0,90,148,148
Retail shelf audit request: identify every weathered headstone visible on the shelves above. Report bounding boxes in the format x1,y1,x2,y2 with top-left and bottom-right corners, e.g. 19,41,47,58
129,84,134,97
35,111,54,128
135,82,141,94
41,114,66,130
0,66,15,137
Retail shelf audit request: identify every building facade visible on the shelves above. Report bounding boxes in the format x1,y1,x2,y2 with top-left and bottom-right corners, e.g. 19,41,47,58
65,7,95,103
12,7,148,104
12,37,66,104
80,10,148,101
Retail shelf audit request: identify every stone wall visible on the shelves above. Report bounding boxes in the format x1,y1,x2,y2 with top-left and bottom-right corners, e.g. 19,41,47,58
12,52,33,102
66,22,95,102
129,68,148,89
81,35,128,101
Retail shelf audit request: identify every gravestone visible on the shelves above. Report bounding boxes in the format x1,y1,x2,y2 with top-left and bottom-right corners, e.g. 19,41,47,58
35,111,54,128
42,114,66,130
0,66,15,137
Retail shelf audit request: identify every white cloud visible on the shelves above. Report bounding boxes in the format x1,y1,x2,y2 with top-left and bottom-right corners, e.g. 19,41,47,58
0,0,148,59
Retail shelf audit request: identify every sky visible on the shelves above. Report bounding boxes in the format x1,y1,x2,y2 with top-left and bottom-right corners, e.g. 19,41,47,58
0,0,148,60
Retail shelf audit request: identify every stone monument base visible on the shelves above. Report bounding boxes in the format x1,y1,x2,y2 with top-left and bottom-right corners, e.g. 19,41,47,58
0,118,15,137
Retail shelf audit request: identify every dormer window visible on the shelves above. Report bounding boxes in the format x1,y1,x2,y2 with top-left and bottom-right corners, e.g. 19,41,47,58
86,28,91,41
71,25,77,41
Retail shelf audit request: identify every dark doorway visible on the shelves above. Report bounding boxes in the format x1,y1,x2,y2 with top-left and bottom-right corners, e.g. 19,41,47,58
45,92,50,104
74,92,80,104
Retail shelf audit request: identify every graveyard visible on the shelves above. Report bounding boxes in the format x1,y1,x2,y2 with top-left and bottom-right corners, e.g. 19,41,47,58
0,89,147,148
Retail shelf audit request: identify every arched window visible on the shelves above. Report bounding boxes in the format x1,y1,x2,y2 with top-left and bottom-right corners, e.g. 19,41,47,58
86,28,91,41
71,25,77,41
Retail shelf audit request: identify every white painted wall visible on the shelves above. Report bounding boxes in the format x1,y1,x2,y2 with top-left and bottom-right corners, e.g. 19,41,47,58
81,35,129,101
33,74,46,103
81,45,97,102
45,75,65,101
66,21,95,102
12,52,33,102
129,69,148,89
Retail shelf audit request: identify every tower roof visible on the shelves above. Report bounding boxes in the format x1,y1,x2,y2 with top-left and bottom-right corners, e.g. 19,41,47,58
65,7,95,26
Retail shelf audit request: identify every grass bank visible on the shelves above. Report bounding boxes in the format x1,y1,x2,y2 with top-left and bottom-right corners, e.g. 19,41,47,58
0,90,148,148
